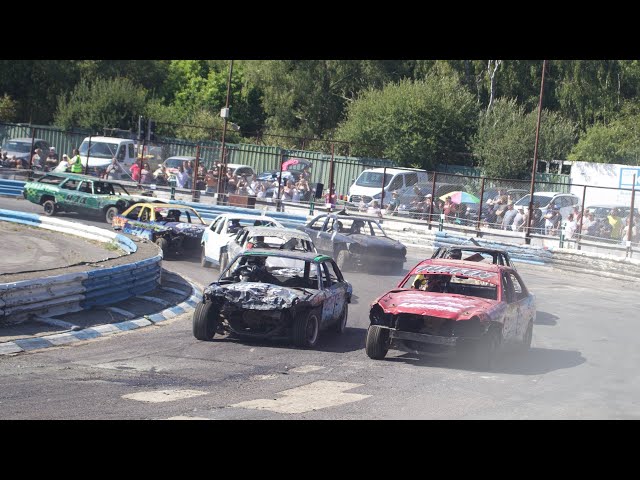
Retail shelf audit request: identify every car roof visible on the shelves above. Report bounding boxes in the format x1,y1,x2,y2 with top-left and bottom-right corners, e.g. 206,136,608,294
5,137,48,143
165,156,196,161
241,226,312,239
218,213,278,221
412,258,509,274
360,167,427,174
240,249,331,263
34,172,137,186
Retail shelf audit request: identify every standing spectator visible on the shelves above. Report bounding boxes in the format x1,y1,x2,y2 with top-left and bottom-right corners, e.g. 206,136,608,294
281,179,295,201
153,164,168,185
581,210,594,236
237,181,250,196
511,206,525,231
255,182,266,199
70,148,83,173
532,202,544,233
176,165,188,188
1,152,8,166
325,183,337,208
564,213,578,246
622,214,640,242
501,201,517,230
483,204,497,228
105,157,123,180
54,154,70,172
368,200,382,218
31,148,43,169
129,160,141,182
295,177,310,201
386,191,401,215
226,169,237,194
608,208,623,240
205,170,217,194
544,206,562,236
140,162,152,184
45,147,59,171
183,160,193,189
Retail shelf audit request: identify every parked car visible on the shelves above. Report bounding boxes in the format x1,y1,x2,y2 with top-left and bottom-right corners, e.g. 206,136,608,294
210,226,317,269
515,191,580,221
431,245,516,270
22,172,150,223
1,137,50,168
163,156,195,176
201,213,284,270
348,168,429,208
585,204,638,221
224,163,255,180
298,213,406,272
392,182,465,217
365,258,536,369
112,203,207,256
193,250,352,348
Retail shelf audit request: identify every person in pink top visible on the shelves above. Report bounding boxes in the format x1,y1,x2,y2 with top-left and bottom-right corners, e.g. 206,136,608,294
129,160,141,182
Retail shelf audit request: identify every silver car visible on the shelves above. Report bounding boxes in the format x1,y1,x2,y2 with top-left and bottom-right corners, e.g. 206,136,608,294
226,226,317,265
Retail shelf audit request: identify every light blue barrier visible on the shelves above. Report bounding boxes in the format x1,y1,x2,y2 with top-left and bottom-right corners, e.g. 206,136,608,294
0,210,161,323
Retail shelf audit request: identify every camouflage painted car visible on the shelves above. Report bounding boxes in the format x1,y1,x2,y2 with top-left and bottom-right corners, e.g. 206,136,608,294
112,203,207,256
193,250,352,348
22,172,149,223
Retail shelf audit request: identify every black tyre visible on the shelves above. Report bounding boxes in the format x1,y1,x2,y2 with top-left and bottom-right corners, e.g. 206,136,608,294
219,252,228,272
336,249,350,271
476,329,500,371
334,303,348,334
155,237,169,256
192,301,220,341
522,319,533,350
42,200,56,216
292,309,320,348
105,206,119,224
201,246,211,268
365,325,390,360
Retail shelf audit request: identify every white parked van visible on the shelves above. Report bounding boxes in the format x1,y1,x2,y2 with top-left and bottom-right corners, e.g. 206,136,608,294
348,167,429,207
78,136,138,177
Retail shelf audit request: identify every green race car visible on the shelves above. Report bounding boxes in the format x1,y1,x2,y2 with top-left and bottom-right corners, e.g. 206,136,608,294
22,172,151,223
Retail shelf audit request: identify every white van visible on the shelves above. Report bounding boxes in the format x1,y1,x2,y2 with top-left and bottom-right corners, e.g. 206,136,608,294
78,136,138,176
348,167,429,207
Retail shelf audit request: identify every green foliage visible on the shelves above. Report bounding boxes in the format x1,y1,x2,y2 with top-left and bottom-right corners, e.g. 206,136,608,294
568,103,640,164
0,94,17,122
474,98,576,178
54,77,149,132
336,75,479,170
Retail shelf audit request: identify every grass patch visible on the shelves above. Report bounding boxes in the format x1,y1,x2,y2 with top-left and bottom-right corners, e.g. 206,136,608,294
104,241,121,252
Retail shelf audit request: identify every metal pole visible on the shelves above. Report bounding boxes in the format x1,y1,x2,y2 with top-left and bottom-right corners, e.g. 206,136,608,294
525,59,548,245
193,144,200,202
217,59,234,198
380,166,386,209
28,127,36,178
138,136,144,186
84,135,92,176
627,173,637,257
277,152,284,212
476,177,486,233
428,171,437,229
577,185,587,250
328,143,336,211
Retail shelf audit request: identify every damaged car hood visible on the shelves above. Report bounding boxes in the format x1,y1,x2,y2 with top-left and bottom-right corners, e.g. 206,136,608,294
204,282,315,310
160,222,206,238
375,289,503,320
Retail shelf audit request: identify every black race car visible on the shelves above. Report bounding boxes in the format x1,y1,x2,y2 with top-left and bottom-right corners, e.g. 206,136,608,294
298,213,406,273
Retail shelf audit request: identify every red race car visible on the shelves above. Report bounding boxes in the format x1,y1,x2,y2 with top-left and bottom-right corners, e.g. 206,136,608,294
365,259,536,369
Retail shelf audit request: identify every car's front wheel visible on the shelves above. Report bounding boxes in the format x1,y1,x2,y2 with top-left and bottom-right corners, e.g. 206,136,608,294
42,200,56,216
292,309,320,348
193,301,220,341
155,237,169,256
365,325,390,360
336,249,350,271
104,206,119,224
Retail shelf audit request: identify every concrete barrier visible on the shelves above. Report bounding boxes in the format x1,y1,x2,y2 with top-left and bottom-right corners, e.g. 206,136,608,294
0,209,161,324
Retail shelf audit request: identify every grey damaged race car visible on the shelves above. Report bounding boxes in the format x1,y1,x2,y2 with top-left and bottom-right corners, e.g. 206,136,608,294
193,250,352,348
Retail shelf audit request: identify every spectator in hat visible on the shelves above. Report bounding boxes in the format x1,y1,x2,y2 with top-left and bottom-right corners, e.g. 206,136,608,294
386,191,401,215
54,154,70,172
608,208,624,240
512,206,526,231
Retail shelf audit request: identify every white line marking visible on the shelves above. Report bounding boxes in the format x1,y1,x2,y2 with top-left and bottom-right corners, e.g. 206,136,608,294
122,389,208,403
251,374,279,380
231,380,371,414
290,365,324,373
105,307,136,319
166,416,211,420
34,316,79,330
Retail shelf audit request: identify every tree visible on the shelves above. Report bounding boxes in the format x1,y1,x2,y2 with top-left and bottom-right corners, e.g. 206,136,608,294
474,98,576,178
54,77,149,132
0,94,17,122
336,75,479,169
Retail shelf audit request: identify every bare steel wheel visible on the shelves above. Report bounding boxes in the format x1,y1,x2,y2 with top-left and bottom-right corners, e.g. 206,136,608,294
42,200,56,216
104,206,119,224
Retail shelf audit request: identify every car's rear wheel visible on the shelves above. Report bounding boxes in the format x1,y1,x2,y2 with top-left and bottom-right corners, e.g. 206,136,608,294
292,309,320,348
365,325,390,359
334,303,348,334
336,249,350,271
155,237,169,256
193,301,220,341
42,200,56,216
201,246,211,268
105,206,119,224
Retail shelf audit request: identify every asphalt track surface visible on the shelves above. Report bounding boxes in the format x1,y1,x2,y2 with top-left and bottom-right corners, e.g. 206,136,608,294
1,196,638,419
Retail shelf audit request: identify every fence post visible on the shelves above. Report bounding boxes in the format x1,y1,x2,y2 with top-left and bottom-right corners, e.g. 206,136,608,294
439,213,445,232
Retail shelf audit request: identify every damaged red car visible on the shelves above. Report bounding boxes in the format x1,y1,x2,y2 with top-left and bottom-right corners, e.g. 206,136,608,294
365,259,536,369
